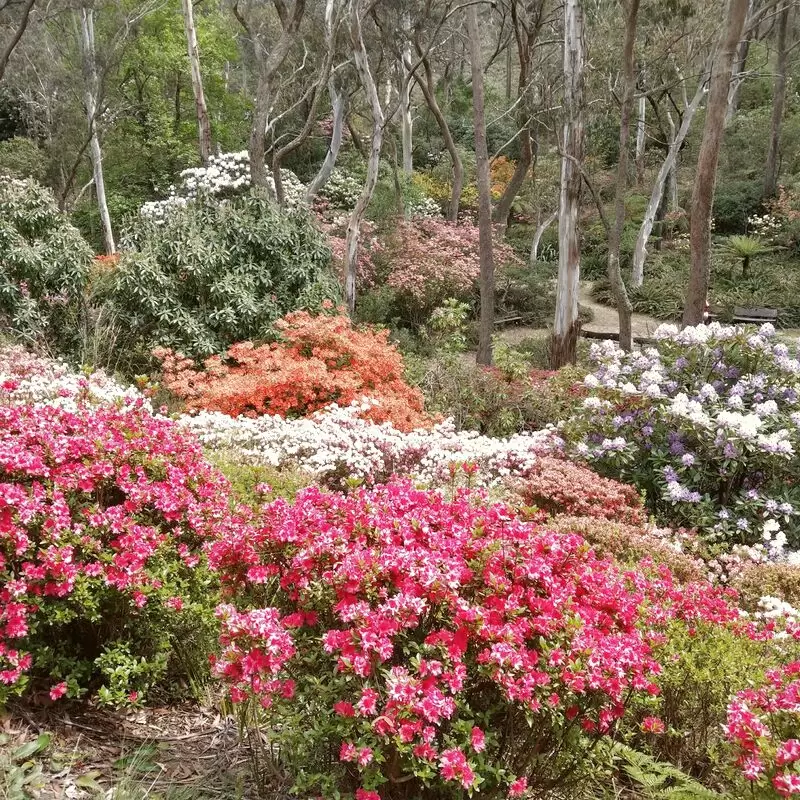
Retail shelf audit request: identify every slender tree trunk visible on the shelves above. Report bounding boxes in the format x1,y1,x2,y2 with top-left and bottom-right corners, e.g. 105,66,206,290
608,0,640,352
344,0,384,314
635,90,646,184
551,0,585,368
529,210,556,264
0,0,36,83
666,110,679,210
763,0,789,199
632,74,707,286
400,12,413,175
725,0,754,126
182,0,212,164
684,0,749,327
241,0,306,191
304,81,346,200
415,48,463,220
466,4,494,366
78,8,115,255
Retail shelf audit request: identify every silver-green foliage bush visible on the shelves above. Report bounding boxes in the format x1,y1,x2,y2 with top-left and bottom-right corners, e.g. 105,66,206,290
108,189,340,364
0,177,92,351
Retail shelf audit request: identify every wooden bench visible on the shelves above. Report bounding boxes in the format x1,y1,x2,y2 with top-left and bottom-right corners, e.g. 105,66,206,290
493,315,523,327
732,306,778,325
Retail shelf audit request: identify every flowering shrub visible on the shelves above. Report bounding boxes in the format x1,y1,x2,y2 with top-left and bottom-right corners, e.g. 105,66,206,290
158,311,430,431
0,401,246,706
140,150,307,221
178,399,559,489
108,191,338,368
318,167,364,211
383,219,519,309
725,662,800,796
514,455,644,524
0,345,148,412
0,177,91,354
210,481,737,799
564,323,800,557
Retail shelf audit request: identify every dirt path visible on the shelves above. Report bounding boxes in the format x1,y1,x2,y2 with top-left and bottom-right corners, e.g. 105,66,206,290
492,280,664,346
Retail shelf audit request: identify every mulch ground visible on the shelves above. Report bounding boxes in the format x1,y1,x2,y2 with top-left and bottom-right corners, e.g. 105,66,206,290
1,700,261,798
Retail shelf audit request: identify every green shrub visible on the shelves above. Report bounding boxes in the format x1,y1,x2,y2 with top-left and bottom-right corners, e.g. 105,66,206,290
211,457,314,506
0,137,46,182
0,177,92,354
105,189,339,373
712,179,763,235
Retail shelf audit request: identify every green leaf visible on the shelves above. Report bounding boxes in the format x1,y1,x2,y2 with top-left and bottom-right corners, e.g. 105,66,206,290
12,733,51,760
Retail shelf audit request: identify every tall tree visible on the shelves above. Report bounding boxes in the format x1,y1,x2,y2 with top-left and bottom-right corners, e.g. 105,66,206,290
683,0,749,327
343,0,384,314
78,7,115,255
466,2,494,366
182,0,212,164
551,0,584,368
235,0,306,190
608,0,640,352
492,0,548,235
763,0,790,199
631,60,710,286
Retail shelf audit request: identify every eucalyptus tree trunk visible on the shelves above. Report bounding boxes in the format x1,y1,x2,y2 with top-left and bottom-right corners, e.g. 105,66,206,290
631,74,707,286
529,211,556,264
550,0,585,368
763,0,789,199
344,0,384,314
242,0,306,190
415,46,463,220
608,0,640,352
304,82,346,201
635,92,646,184
684,0,749,327
182,0,212,164
466,3,494,366
725,0,754,126
78,7,115,255
400,11,413,175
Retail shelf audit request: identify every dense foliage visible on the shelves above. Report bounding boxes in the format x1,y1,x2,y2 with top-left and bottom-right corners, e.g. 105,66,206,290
108,190,338,368
0,178,91,353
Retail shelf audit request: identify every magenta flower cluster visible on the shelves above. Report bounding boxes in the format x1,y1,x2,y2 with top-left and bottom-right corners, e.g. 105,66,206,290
209,480,743,798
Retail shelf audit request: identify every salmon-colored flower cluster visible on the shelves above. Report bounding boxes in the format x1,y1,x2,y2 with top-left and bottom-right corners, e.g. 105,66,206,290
209,480,741,799
0,400,246,704
156,310,431,431
515,455,645,524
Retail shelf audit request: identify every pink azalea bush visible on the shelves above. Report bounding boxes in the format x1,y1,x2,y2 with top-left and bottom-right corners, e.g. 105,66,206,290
209,480,742,799
725,662,800,796
0,400,248,706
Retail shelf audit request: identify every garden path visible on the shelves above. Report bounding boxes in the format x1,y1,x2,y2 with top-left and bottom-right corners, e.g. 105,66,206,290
494,280,664,346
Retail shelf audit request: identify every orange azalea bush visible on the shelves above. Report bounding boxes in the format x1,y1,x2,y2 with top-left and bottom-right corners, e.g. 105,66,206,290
156,310,431,431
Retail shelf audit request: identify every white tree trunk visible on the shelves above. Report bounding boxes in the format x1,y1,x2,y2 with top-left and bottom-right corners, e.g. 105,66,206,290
635,92,646,183
79,8,115,255
631,73,707,286
666,110,679,210
344,0,384,314
551,0,585,367
529,211,557,265
182,0,212,164
400,11,413,175
304,81,346,200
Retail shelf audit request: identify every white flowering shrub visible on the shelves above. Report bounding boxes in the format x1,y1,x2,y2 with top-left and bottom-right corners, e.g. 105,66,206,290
140,150,307,221
318,167,363,211
0,345,150,412
563,322,800,558
178,399,560,489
